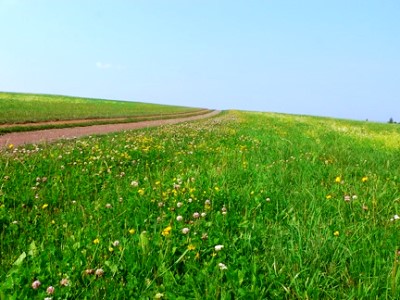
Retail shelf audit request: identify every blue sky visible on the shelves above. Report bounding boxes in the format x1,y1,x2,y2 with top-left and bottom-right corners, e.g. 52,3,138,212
1,0,399,122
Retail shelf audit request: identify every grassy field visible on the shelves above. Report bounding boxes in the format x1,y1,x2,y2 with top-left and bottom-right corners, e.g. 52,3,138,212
0,92,201,124
1,110,400,299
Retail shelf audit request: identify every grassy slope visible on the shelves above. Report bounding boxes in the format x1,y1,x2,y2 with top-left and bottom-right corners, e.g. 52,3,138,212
0,92,201,124
1,111,400,298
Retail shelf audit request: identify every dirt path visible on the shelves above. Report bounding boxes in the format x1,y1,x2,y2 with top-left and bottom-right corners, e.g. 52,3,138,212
0,110,221,148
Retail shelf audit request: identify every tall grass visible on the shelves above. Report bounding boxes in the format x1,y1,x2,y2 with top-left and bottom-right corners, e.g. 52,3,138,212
1,111,400,299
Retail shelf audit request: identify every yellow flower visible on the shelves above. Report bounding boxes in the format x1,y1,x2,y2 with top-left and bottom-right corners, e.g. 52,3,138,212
108,247,114,252
138,189,145,196
93,238,100,244
8,144,14,149
326,195,332,199
334,231,340,237
335,176,341,183
162,226,172,236
188,244,196,251
51,220,55,224
362,176,368,182
129,229,135,234
42,204,49,209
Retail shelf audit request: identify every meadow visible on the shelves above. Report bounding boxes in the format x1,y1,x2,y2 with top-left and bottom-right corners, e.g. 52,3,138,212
1,110,400,299
0,93,201,124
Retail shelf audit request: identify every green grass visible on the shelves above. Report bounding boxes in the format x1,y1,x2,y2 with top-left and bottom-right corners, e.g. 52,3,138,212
0,92,201,124
1,110,400,299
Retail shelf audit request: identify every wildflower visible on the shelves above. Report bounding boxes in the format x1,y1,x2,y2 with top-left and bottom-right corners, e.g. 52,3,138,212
46,286,55,295
193,212,200,219
201,212,206,218
158,202,164,208
93,238,100,244
362,176,368,182
188,244,196,251
109,247,114,252
60,278,69,286
201,233,208,240
42,204,49,209
391,215,400,221
188,198,193,203
95,268,104,277
266,197,271,202
335,176,341,183
221,206,227,215
362,204,368,211
138,189,145,196
131,181,139,187
182,227,190,234
218,263,228,270
32,279,41,289
352,195,357,200
177,202,183,208
176,215,183,222
215,245,224,251
334,231,340,237
129,229,135,234
8,144,14,149
85,269,94,275
326,195,332,199
155,293,164,299
105,203,112,208
162,226,172,236
112,240,120,247
344,195,351,202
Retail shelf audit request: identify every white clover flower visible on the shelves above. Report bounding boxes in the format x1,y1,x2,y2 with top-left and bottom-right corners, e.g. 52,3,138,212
95,268,104,277
112,240,120,247
218,263,228,270
182,228,190,234
105,203,112,208
205,199,211,206
60,278,69,286
215,245,224,251
46,286,55,295
131,181,139,187
344,195,351,202
32,280,41,289
392,214,400,221
176,215,183,222
201,212,206,218
193,212,200,219
177,202,183,208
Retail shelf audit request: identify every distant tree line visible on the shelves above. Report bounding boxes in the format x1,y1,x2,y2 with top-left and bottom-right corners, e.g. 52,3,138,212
388,117,398,124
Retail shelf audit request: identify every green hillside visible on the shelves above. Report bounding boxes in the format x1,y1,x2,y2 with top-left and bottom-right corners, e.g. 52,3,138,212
1,110,400,298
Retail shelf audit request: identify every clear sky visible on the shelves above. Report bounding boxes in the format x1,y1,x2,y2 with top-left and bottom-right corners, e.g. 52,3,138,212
1,0,399,122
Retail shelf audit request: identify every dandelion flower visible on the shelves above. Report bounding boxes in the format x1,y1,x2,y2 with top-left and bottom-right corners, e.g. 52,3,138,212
334,231,340,237
32,280,41,289
188,244,196,251
362,176,368,182
93,238,100,244
218,263,228,270
42,203,49,209
335,176,341,183
215,245,224,251
129,229,135,234
326,195,332,199
162,226,172,236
